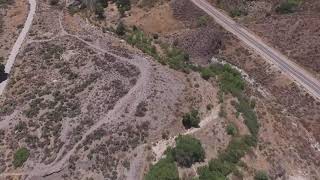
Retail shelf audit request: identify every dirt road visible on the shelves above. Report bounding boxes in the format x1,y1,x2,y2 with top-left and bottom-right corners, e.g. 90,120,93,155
0,0,36,95
190,0,320,100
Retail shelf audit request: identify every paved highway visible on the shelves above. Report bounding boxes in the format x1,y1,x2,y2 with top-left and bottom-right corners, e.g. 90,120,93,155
191,0,320,100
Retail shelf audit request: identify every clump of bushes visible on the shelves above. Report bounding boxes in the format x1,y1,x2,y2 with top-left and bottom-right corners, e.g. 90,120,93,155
145,135,205,179
144,153,179,180
173,135,205,167
276,0,300,14
198,136,256,179
182,109,200,129
226,123,237,136
126,28,160,60
13,147,30,168
254,170,269,180
235,96,259,138
230,8,248,17
116,22,126,36
200,64,245,95
163,45,190,72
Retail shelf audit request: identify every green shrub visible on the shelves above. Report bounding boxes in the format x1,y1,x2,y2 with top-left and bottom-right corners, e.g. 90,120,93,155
226,123,237,136
197,16,209,27
254,170,269,180
200,67,215,80
199,64,245,95
276,0,300,14
165,47,190,71
230,8,248,17
198,166,227,180
116,22,126,36
173,135,205,167
208,159,235,176
13,147,29,168
235,97,259,137
144,155,179,180
126,29,160,60
182,109,200,129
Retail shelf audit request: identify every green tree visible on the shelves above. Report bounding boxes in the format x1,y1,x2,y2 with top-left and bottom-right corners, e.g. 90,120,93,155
13,147,30,168
173,135,205,167
226,123,237,136
182,109,200,129
145,155,179,180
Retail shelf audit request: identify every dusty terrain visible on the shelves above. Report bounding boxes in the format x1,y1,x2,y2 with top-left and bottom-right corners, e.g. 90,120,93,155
1,0,320,180
0,0,28,65
0,0,218,179
121,0,320,179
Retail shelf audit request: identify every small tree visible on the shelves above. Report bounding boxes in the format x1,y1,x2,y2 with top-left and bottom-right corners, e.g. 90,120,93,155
254,170,269,180
173,135,205,167
144,155,179,180
182,109,200,129
13,147,30,168
226,123,237,136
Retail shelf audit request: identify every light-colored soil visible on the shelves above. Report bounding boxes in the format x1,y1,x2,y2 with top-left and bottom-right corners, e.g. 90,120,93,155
0,0,28,64
0,1,218,180
124,3,185,35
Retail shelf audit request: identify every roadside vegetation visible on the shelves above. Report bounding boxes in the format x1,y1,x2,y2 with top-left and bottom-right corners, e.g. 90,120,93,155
13,147,29,168
118,26,192,72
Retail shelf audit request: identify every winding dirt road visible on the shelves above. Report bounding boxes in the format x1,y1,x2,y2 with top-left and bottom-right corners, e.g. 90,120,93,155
0,0,37,95
191,0,320,100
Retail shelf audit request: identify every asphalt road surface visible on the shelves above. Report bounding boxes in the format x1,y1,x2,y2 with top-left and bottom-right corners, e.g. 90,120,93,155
191,0,320,100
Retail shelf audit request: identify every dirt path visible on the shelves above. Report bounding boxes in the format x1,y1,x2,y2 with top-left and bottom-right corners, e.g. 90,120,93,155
0,0,37,95
23,10,152,179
